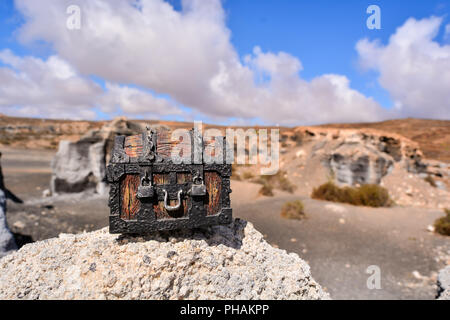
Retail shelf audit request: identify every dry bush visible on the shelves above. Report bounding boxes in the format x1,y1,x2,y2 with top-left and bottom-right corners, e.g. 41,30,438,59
424,175,437,187
311,182,392,208
242,171,254,180
258,182,274,197
231,164,241,181
434,209,450,236
277,173,297,193
255,170,297,194
280,200,306,220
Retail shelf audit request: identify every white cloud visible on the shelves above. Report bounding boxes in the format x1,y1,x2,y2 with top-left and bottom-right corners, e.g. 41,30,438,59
445,24,450,41
101,83,184,118
0,50,182,119
357,16,450,119
0,49,101,119
11,0,387,124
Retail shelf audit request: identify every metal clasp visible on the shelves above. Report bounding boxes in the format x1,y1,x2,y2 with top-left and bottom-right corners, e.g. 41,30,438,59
162,189,183,212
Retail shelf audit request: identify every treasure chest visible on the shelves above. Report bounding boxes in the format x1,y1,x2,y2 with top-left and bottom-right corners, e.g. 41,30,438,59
106,127,232,233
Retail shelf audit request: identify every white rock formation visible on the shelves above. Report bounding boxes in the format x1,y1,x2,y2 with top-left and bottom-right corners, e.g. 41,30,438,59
0,219,328,300
50,118,145,196
0,189,17,258
437,266,450,300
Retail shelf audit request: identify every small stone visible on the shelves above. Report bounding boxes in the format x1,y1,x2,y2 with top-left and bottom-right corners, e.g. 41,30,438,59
167,251,177,259
89,263,96,272
142,255,151,264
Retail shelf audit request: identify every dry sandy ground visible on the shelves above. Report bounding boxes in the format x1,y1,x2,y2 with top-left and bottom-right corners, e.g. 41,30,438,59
1,147,449,300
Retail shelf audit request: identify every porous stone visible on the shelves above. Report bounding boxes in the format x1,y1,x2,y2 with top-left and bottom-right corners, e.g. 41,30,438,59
0,219,329,300
437,266,450,300
0,189,17,258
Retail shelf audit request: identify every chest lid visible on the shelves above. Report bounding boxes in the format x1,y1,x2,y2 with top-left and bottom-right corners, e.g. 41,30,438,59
110,126,225,165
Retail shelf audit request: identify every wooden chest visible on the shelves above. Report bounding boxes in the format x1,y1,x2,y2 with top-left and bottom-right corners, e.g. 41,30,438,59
106,127,232,233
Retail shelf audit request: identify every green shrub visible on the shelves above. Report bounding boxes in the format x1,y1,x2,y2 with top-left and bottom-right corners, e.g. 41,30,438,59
311,182,392,207
434,209,450,236
280,200,306,220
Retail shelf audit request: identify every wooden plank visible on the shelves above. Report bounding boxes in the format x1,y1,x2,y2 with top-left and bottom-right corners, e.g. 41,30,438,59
120,174,141,220
176,172,192,184
124,135,143,158
153,199,189,220
205,171,222,216
153,173,170,185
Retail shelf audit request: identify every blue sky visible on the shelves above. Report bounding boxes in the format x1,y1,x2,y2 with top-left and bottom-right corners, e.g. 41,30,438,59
223,0,450,109
0,0,449,124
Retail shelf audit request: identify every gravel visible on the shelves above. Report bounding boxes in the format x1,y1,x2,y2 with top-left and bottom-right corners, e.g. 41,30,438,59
0,218,329,300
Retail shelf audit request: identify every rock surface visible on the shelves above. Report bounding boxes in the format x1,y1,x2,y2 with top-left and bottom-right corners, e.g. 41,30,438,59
0,189,17,258
263,127,450,209
437,266,450,300
0,219,328,300
50,117,144,195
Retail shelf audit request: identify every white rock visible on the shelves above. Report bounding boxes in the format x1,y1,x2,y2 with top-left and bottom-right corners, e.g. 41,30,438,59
325,203,347,214
0,219,329,300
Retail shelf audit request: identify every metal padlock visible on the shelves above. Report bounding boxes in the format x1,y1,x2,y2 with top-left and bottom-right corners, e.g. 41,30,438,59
137,174,154,199
190,173,206,196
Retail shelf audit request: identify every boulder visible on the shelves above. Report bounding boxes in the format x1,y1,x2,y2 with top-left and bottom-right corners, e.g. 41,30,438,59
51,139,106,195
0,219,329,300
50,118,145,195
0,189,17,258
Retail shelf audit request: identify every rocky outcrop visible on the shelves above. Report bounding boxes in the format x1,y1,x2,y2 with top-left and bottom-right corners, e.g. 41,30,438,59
0,155,17,258
307,129,420,186
275,127,450,208
0,189,17,258
437,266,450,300
50,118,145,195
0,219,328,300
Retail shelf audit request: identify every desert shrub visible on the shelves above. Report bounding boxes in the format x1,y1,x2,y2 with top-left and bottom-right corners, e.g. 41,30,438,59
242,171,254,180
258,182,274,197
231,165,241,181
311,182,392,208
434,209,450,236
278,175,297,193
280,200,306,220
255,170,297,194
424,175,437,187
311,182,343,202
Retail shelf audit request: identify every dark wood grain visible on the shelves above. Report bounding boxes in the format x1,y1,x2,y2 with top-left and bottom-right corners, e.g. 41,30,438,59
120,174,141,220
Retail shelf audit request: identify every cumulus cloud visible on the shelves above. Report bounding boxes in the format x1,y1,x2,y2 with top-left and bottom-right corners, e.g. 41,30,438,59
357,16,450,120
0,49,101,119
10,0,387,124
0,50,182,119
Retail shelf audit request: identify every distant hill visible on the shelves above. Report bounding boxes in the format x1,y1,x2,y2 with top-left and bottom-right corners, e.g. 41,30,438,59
0,115,449,163
317,118,450,163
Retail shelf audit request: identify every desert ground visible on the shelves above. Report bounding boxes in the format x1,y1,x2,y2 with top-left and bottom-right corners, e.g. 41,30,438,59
2,140,449,299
